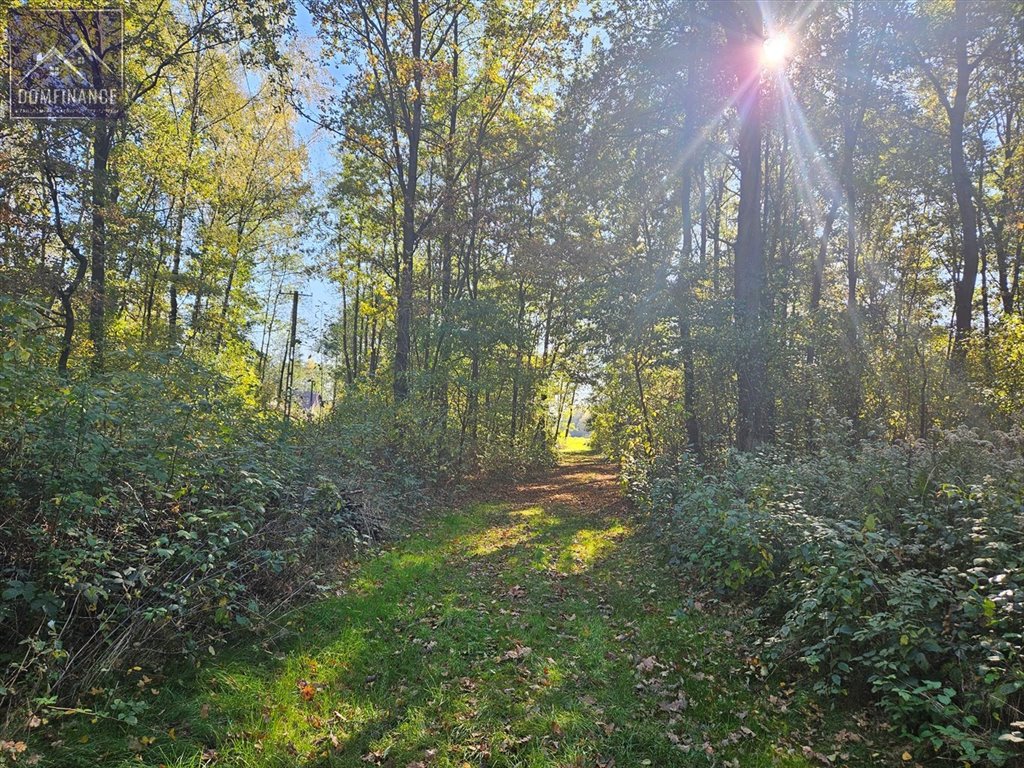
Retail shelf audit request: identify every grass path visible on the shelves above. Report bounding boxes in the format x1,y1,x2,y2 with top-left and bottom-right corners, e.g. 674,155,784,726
52,446,865,767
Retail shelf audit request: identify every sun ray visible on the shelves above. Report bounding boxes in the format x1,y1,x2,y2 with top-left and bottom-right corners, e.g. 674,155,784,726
655,67,762,211
777,77,846,229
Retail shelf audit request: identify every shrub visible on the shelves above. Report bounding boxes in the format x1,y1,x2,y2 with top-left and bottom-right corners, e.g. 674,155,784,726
0,301,427,734
476,433,557,478
632,429,1024,766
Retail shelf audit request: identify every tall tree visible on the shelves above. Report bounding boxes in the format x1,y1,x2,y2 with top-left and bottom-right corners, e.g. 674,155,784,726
727,1,771,450
913,0,1001,367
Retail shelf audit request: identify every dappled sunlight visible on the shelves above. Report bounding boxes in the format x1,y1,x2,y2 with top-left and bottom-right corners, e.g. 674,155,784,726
349,550,441,596
52,456,825,767
555,523,631,575
561,469,614,485
508,505,563,529
467,521,533,556
321,624,370,660
510,505,544,518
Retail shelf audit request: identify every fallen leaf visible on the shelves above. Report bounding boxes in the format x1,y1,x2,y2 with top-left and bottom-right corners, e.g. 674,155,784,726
500,643,532,661
659,694,688,713
636,656,658,672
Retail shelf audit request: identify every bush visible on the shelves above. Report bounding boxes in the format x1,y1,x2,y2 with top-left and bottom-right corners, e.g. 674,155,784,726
632,429,1024,766
475,432,557,478
0,301,427,734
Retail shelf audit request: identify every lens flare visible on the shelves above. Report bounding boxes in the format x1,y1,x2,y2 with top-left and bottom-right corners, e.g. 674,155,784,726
761,33,793,70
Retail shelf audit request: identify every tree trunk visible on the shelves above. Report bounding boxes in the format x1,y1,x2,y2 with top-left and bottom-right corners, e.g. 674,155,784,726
949,0,981,367
564,383,578,439
730,6,770,451
214,256,238,354
677,162,702,454
810,201,840,317
510,279,526,441
394,0,423,402
89,121,113,371
441,15,459,307
168,22,205,342
352,276,361,379
632,351,656,452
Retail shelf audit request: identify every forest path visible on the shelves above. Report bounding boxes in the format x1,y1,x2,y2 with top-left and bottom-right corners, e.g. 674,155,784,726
61,445,828,767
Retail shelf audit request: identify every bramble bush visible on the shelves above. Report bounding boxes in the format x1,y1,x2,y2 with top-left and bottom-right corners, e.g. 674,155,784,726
476,433,557,478
0,300,428,737
628,428,1024,766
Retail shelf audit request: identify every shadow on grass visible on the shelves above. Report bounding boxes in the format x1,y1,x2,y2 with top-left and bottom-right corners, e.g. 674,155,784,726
47,474,819,768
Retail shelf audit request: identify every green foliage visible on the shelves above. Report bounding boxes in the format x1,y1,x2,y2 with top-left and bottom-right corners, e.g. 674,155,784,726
475,431,557,478
0,299,426,730
38,463,858,768
979,316,1024,418
630,429,1024,766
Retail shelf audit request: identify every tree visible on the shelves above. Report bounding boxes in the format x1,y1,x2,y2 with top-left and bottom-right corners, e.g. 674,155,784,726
912,0,1003,367
308,0,571,404
725,1,771,450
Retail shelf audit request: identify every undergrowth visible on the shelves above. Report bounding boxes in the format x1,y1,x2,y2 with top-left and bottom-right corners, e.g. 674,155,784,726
621,428,1024,766
0,301,434,750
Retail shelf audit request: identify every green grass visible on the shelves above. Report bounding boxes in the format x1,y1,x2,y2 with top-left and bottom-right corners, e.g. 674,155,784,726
35,460,881,767
557,435,593,455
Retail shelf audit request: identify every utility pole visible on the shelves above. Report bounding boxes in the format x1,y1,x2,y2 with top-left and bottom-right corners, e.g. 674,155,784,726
276,290,308,423
284,290,299,421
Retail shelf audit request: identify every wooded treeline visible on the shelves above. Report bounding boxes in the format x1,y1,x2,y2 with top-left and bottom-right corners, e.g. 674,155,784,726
3,0,1024,761
2,1,301,378
292,0,1024,464
565,3,1024,763
5,0,1023,457
574,0,1024,459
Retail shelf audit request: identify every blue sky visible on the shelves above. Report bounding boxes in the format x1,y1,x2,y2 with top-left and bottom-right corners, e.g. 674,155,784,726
269,1,340,372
